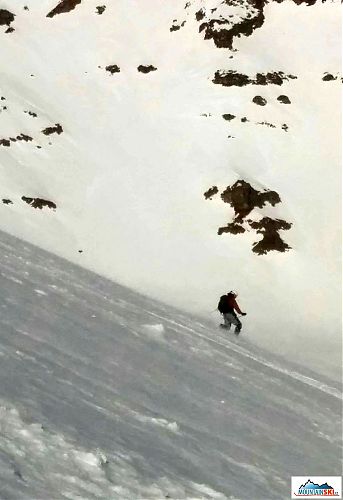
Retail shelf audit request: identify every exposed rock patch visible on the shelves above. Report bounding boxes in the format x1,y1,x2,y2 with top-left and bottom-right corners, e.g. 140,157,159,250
5,27,15,34
220,180,280,222
322,72,338,81
213,70,297,87
137,65,157,74
277,95,291,104
105,64,120,74
24,110,38,117
16,134,33,142
205,180,291,255
222,113,236,121
252,96,267,106
195,9,205,21
42,124,63,136
198,6,265,50
96,5,106,15
47,0,82,18
2,199,13,205
249,217,292,255
0,139,11,147
22,197,56,210
218,223,245,235
0,9,15,26
204,186,218,200
257,121,276,129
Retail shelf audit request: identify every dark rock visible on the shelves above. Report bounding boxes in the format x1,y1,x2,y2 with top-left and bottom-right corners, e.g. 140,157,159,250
221,180,281,222
204,186,218,200
0,9,15,26
96,5,106,15
22,197,57,210
257,121,276,128
105,64,120,74
213,70,297,87
5,27,15,33
218,223,245,235
137,65,157,74
222,113,236,121
47,0,82,18
24,110,38,117
252,95,267,106
213,70,250,87
322,72,337,81
42,124,63,135
277,95,291,104
195,9,205,21
2,199,13,205
16,134,33,142
249,217,292,255
0,139,11,147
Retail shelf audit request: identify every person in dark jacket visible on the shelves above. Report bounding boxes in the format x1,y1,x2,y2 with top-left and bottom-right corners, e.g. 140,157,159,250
220,291,246,334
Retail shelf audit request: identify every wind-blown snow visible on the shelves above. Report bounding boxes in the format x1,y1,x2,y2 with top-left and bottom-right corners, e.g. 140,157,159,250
0,230,341,499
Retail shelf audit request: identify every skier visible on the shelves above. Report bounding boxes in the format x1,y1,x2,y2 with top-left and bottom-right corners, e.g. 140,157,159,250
218,291,247,334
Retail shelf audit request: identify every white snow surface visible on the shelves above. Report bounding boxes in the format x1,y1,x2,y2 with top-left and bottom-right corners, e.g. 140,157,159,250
0,0,341,377
0,230,341,499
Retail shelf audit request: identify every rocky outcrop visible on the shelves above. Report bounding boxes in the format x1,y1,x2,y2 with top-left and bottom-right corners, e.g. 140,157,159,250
42,124,63,136
213,70,297,87
205,180,291,255
106,65,120,74
22,197,57,210
137,65,157,74
47,0,82,18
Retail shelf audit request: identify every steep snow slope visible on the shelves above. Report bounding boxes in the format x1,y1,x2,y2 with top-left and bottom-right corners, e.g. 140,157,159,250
0,1,341,374
0,230,341,499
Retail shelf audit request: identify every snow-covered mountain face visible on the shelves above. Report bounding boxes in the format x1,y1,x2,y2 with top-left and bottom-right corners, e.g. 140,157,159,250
0,1,341,375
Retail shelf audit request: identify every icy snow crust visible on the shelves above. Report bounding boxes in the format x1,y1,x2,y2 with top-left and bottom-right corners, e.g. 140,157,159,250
0,231,341,499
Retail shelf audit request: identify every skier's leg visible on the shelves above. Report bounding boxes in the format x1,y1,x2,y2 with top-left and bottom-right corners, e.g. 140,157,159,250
223,313,232,329
232,315,242,333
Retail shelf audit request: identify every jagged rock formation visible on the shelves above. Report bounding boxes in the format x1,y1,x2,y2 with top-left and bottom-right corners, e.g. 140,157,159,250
41,124,63,136
0,9,15,26
249,217,292,255
253,96,267,106
47,0,82,18
221,180,280,222
137,65,157,74
213,70,297,87
96,6,106,15
204,186,218,200
22,197,57,210
277,95,291,104
205,180,291,255
105,65,120,74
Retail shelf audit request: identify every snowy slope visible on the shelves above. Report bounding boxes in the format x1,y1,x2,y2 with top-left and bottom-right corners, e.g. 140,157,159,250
0,2,341,384
0,230,341,499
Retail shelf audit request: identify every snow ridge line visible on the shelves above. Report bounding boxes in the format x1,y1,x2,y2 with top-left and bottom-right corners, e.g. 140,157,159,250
141,309,342,401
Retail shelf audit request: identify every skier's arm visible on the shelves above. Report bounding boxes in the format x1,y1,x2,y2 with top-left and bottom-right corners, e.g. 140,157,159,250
233,299,246,315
